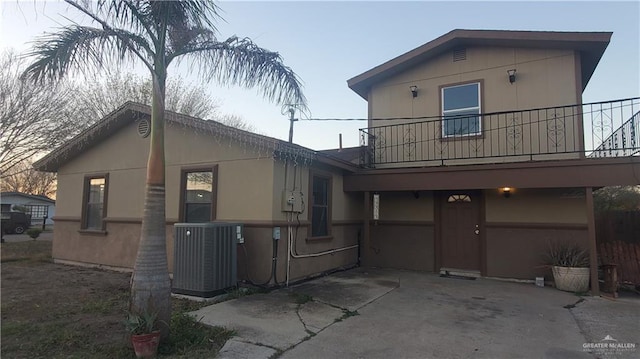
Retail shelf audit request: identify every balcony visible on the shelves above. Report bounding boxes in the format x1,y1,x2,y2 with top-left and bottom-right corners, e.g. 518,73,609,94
359,97,640,168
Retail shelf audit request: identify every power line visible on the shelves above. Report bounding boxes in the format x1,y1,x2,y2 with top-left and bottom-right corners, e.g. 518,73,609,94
300,118,367,121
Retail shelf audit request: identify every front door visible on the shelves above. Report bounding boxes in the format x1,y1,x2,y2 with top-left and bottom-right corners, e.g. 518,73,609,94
440,191,482,271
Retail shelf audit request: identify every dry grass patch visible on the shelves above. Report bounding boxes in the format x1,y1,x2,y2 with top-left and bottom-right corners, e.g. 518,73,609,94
1,241,233,358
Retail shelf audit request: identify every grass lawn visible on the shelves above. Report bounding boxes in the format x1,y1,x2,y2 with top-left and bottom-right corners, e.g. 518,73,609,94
1,240,234,358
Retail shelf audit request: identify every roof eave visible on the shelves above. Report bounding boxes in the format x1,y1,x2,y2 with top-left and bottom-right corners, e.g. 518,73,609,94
32,102,344,173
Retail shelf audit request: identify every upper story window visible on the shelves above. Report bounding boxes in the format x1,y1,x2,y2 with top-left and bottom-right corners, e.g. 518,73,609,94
441,82,481,137
82,175,108,230
310,173,331,238
181,167,217,223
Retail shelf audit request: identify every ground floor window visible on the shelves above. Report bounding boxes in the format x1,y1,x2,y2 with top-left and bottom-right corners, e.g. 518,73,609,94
181,166,218,223
310,173,332,238
82,175,108,230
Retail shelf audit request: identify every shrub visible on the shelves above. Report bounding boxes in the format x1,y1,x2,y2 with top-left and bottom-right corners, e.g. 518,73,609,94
26,228,42,239
544,241,589,267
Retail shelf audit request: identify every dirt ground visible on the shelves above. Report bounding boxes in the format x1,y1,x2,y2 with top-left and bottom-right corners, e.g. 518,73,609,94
1,241,132,358
1,240,231,358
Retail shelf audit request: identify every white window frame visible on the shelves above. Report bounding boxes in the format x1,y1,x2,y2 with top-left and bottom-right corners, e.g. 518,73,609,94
441,82,482,138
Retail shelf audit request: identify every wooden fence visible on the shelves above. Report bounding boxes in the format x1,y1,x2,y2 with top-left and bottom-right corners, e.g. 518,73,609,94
596,211,640,285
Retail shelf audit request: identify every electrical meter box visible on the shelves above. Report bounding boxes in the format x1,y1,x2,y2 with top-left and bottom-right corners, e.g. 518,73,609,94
281,190,304,213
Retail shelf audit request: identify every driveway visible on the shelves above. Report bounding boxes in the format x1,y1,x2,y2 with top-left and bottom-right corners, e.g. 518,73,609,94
192,268,639,359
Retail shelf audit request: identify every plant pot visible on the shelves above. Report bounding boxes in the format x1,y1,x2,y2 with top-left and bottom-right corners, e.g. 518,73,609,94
131,331,160,358
552,266,589,292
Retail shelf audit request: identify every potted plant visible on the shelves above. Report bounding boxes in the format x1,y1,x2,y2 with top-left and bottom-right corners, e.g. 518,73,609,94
544,241,590,293
125,310,161,358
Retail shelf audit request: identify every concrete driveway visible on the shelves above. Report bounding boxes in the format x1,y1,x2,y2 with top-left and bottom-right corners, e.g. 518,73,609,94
192,268,639,359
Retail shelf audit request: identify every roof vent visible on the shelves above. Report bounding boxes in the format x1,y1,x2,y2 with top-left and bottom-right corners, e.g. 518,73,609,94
137,119,150,138
453,48,467,62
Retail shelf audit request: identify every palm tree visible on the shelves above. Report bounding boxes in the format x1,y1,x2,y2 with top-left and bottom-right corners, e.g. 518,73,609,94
23,0,306,340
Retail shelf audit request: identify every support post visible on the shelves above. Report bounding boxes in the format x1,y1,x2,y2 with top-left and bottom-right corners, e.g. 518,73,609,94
585,187,600,295
287,107,297,143
363,191,371,266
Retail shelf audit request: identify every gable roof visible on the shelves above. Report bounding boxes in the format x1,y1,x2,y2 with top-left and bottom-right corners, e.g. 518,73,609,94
33,102,357,173
348,29,612,99
1,192,55,204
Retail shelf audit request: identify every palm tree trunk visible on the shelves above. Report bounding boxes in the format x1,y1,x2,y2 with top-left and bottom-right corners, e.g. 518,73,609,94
130,70,171,340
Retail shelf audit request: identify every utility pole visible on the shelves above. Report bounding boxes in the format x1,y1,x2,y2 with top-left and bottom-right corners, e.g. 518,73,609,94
287,106,297,143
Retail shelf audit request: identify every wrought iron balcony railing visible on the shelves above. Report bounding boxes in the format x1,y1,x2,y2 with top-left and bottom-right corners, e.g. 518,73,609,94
359,97,639,167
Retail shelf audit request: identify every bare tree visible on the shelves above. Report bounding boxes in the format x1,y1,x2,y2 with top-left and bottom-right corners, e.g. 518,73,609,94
1,161,57,198
1,51,255,185
0,51,80,176
217,113,257,133
75,71,223,120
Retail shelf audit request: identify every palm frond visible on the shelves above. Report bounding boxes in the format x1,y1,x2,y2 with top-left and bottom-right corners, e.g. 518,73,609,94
149,0,220,32
100,0,158,44
22,25,151,83
176,36,307,109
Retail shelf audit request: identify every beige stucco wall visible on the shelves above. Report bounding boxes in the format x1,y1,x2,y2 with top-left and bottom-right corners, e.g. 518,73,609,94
367,47,581,165
55,121,275,221
485,227,588,279
53,120,360,281
368,224,435,272
362,189,588,278
271,160,363,223
483,187,588,279
365,191,435,271
485,188,587,224
377,191,434,221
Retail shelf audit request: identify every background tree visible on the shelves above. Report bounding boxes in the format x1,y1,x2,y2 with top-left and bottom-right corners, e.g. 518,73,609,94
0,51,80,176
594,186,640,212
1,50,254,196
23,0,305,341
0,160,57,198
76,71,219,120
75,71,257,131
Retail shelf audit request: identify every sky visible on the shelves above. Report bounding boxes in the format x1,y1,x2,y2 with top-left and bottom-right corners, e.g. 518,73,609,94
1,1,639,150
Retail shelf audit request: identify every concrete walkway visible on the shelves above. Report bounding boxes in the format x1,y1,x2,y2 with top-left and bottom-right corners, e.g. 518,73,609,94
192,268,640,359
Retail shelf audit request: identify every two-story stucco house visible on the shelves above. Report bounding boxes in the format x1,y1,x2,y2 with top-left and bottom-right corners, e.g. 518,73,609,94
34,29,639,293
343,29,639,293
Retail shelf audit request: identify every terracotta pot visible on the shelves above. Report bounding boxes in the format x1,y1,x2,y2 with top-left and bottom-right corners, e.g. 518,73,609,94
131,331,160,358
552,266,589,292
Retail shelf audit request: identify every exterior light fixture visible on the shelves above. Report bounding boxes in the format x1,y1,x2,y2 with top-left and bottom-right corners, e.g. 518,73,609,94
410,85,418,98
501,187,512,198
507,69,516,84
